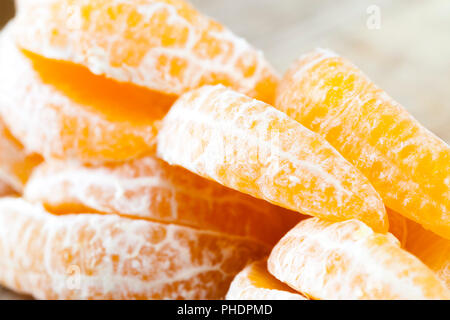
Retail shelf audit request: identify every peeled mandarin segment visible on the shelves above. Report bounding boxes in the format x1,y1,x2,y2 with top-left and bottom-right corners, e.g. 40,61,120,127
268,218,450,300
157,85,388,233
405,219,450,289
0,119,42,192
24,157,301,246
0,26,175,162
387,208,408,247
226,260,307,300
276,49,450,240
0,197,268,299
13,0,278,104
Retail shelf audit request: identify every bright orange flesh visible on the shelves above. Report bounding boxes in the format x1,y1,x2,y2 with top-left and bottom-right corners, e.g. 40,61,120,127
157,85,388,233
0,119,42,192
24,157,301,246
268,218,450,300
14,0,278,104
387,208,408,247
405,219,449,289
0,27,175,162
0,198,268,299
276,49,450,240
226,260,307,300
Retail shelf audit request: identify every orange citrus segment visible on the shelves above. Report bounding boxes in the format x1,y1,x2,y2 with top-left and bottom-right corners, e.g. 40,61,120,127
0,197,268,299
226,260,307,300
13,0,278,104
268,217,450,300
276,49,450,240
157,85,388,232
387,208,408,247
24,156,301,246
0,26,175,162
0,118,42,192
405,219,450,289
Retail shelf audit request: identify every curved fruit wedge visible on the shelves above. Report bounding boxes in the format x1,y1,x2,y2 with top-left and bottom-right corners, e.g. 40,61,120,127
226,260,307,300
276,49,450,240
24,157,300,246
0,26,175,162
13,0,278,103
0,197,268,299
157,85,388,232
0,118,42,192
405,219,449,289
268,217,450,300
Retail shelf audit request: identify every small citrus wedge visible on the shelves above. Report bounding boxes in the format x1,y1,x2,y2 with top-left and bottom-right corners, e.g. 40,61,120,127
276,49,450,240
157,85,388,232
0,26,175,161
0,197,268,299
268,217,450,300
13,0,278,103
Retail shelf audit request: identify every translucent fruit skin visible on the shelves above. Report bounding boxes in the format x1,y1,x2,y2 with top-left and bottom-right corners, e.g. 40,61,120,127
157,85,388,233
0,26,172,162
14,0,279,104
268,218,450,300
0,119,42,192
276,49,450,240
405,219,450,289
0,198,268,299
226,260,306,300
24,157,300,246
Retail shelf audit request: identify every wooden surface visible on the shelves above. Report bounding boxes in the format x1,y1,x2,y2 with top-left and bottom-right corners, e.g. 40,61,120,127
0,0,449,299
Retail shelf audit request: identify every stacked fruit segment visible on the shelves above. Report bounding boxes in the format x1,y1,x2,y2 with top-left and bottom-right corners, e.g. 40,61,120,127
24,157,300,246
0,198,268,299
275,49,450,240
266,218,449,300
157,85,387,232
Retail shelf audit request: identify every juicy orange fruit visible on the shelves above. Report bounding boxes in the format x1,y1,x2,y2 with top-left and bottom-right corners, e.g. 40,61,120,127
0,197,268,299
0,26,175,162
24,156,301,246
276,49,450,240
157,85,388,232
268,217,450,299
387,208,408,247
405,219,449,289
14,0,278,104
226,260,307,300
0,118,42,192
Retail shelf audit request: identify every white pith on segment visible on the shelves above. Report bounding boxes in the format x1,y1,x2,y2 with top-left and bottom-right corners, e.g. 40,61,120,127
157,85,387,232
13,0,278,102
24,157,297,245
268,218,450,300
0,197,268,299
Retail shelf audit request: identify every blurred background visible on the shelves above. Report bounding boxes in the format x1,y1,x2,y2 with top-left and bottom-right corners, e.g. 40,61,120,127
0,0,449,299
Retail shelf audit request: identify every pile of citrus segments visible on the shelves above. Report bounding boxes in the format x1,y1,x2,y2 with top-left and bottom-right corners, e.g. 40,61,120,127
0,0,448,300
